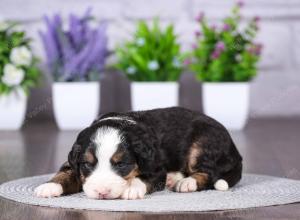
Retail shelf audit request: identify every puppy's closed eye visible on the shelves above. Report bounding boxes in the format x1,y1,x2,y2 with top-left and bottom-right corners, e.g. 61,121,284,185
112,161,129,169
80,161,96,177
81,162,94,169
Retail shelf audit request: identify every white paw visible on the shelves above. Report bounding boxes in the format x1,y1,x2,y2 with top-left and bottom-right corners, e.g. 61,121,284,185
166,172,184,189
175,177,197,193
121,178,146,200
34,183,63,198
214,179,229,191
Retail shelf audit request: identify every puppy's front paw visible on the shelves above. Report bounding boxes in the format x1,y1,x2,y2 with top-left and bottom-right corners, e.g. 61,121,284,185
175,177,197,193
121,178,147,200
166,172,184,190
34,183,63,198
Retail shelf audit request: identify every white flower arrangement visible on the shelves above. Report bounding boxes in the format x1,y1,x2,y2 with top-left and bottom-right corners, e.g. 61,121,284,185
0,21,40,95
0,22,9,31
10,46,32,66
2,64,25,86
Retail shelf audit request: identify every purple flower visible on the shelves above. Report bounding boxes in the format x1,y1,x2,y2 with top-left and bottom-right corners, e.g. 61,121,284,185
211,50,220,60
183,59,192,66
40,9,108,82
215,41,225,51
254,43,263,55
192,43,198,49
195,12,205,22
39,15,63,69
247,48,255,55
195,31,202,38
210,24,217,31
254,16,261,23
237,0,245,8
248,43,263,56
211,41,225,60
223,23,231,31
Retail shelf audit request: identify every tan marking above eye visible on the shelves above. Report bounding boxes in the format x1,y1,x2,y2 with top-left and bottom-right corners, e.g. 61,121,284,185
111,150,125,163
123,164,140,181
85,151,95,164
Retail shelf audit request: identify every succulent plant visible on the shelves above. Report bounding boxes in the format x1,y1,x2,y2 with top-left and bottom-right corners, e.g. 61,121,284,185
115,19,183,82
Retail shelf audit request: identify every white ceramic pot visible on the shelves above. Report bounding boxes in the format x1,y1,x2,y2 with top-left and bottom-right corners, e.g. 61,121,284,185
131,82,179,111
0,89,27,130
52,82,100,130
202,82,250,130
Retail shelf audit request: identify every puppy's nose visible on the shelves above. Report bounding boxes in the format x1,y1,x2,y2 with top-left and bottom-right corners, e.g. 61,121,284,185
97,188,111,199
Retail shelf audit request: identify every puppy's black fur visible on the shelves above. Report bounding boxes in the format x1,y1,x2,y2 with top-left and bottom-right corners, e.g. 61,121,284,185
49,107,242,195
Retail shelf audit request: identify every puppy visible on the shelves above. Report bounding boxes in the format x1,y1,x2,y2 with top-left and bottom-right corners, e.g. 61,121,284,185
35,107,242,200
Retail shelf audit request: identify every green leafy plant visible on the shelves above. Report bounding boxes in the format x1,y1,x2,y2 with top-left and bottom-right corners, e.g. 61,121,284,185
0,21,40,95
188,1,262,82
115,19,183,81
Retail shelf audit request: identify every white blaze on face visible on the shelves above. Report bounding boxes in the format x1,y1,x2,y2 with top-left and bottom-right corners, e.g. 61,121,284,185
83,127,128,199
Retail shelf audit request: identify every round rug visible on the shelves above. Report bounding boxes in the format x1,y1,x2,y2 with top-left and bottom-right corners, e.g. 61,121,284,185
0,174,300,212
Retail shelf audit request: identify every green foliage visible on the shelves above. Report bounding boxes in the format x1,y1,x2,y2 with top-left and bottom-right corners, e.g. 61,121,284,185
115,19,183,81
189,4,262,82
0,22,41,96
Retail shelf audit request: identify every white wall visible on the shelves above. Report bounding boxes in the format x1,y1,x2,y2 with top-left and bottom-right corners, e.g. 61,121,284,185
1,0,300,117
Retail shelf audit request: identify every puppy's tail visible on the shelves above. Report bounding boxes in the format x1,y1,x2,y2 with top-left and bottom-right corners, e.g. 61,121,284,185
214,162,243,191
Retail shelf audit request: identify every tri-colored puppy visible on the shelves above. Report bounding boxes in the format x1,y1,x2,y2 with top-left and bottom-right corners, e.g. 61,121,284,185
35,107,242,200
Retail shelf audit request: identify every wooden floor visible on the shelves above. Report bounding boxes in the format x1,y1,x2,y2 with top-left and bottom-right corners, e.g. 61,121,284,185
0,118,300,220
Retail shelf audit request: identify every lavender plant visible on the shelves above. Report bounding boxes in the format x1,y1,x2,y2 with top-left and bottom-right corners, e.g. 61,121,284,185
188,1,262,82
40,9,108,82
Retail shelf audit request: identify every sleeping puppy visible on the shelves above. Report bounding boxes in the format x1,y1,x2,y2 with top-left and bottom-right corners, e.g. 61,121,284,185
34,107,242,200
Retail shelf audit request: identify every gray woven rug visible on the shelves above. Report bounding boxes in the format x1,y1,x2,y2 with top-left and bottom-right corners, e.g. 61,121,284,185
0,174,300,212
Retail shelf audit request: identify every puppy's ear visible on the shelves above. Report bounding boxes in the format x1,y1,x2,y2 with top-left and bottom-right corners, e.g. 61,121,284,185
129,126,160,175
68,127,93,175
68,143,82,176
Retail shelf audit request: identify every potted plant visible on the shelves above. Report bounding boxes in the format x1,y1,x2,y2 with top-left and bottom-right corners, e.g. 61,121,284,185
0,21,40,130
115,19,183,111
40,10,108,130
188,1,262,130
